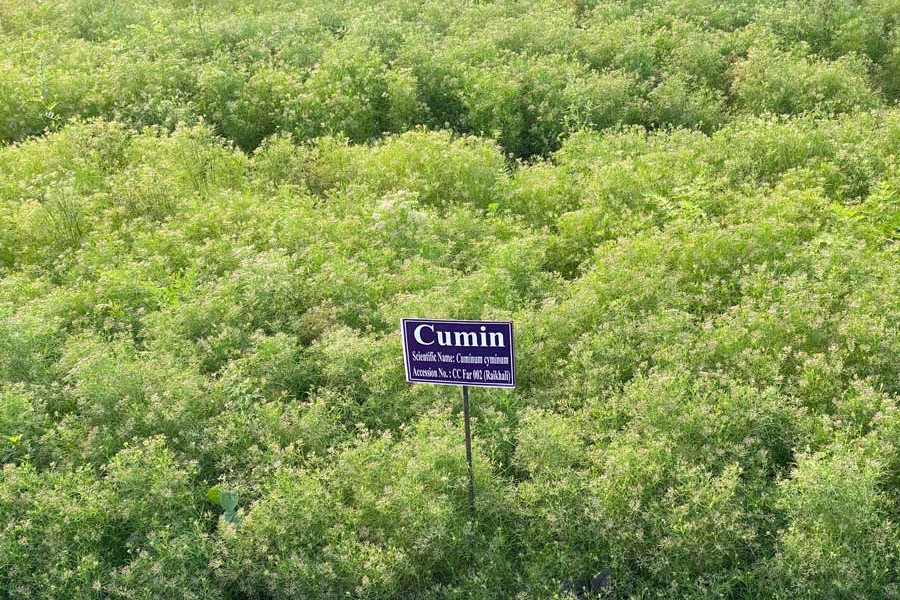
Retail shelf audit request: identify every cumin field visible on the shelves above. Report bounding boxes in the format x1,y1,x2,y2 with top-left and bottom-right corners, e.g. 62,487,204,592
1,1,900,598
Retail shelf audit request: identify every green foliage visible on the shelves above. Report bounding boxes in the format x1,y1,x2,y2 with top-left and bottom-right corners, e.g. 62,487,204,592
1,1,900,598
0,385,45,464
732,46,882,115
207,486,241,524
218,419,501,599
0,463,111,598
0,0,896,156
767,444,900,599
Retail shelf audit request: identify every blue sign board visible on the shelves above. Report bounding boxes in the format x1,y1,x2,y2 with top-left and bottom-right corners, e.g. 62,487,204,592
401,318,515,388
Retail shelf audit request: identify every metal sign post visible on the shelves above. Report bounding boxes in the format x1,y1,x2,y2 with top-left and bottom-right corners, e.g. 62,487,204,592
462,385,475,520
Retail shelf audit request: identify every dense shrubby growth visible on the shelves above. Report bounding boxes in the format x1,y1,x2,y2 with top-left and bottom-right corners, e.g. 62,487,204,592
2,0,899,155
1,0,900,598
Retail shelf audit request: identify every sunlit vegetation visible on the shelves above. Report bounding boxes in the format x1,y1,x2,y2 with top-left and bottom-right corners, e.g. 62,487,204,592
1,0,899,598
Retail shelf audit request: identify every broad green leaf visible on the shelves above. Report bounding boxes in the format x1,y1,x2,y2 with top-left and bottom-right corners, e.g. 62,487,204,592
219,491,239,513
